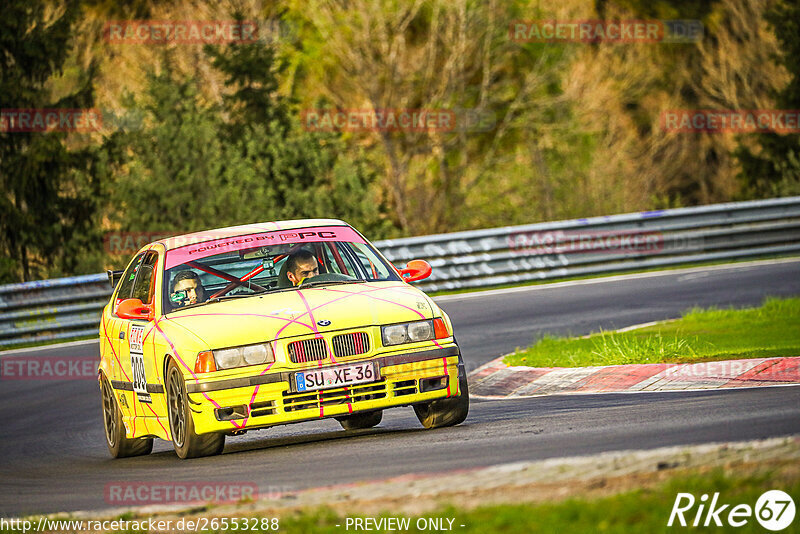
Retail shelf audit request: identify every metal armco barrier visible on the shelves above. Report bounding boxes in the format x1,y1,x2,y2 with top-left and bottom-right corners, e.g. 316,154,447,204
2,197,800,348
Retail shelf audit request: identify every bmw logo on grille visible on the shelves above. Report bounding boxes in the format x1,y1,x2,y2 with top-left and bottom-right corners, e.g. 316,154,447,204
317,320,331,326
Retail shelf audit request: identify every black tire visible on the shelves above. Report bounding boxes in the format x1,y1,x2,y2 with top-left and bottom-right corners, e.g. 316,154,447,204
413,363,469,429
336,410,383,430
100,376,153,458
166,360,225,459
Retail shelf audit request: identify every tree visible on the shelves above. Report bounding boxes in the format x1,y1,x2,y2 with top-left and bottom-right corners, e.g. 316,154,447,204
0,0,101,282
207,37,393,237
104,38,393,246
286,0,614,234
103,62,246,234
737,0,800,196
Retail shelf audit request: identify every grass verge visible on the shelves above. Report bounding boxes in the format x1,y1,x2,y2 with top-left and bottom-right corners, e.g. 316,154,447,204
504,297,800,367
191,460,800,533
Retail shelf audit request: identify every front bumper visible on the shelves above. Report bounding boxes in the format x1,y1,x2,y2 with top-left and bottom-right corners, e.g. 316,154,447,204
186,344,463,435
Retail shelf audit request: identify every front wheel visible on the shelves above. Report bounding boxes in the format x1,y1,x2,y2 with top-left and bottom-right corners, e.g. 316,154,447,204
413,363,469,429
166,360,225,459
100,376,153,458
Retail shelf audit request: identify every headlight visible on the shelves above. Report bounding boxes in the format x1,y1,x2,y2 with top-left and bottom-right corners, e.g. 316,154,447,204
407,321,432,341
242,344,269,365
214,348,242,369
382,320,435,346
212,342,275,370
382,324,409,345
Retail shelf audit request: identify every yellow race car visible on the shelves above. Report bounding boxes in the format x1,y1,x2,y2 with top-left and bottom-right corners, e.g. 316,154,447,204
98,220,468,459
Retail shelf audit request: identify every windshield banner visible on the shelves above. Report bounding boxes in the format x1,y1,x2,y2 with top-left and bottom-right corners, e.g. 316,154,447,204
165,226,366,269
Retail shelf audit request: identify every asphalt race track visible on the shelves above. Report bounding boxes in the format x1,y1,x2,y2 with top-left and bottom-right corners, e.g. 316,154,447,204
1,260,799,516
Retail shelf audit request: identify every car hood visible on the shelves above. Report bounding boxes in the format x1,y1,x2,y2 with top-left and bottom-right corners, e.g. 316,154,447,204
158,281,436,350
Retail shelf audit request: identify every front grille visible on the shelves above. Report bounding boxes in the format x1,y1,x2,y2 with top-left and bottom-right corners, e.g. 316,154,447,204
282,381,387,412
288,337,329,363
332,332,370,358
393,379,418,397
249,400,276,417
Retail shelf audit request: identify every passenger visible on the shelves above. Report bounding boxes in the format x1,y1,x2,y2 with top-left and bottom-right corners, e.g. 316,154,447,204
170,270,207,308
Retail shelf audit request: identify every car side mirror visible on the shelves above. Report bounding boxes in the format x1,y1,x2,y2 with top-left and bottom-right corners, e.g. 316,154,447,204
116,298,154,321
107,269,124,289
399,259,432,282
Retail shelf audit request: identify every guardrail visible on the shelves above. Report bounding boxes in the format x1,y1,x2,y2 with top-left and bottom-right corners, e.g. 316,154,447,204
2,196,799,348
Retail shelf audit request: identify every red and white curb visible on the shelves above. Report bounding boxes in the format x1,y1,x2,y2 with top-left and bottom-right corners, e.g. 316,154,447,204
468,356,800,398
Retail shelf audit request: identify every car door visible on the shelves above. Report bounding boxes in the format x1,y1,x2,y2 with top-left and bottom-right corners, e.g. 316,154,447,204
103,253,145,383
117,251,158,420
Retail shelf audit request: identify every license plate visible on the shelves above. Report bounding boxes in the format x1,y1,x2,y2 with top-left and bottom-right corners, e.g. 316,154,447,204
295,361,378,392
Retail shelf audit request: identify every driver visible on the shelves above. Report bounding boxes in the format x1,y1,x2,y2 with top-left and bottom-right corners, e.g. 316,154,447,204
285,249,319,286
170,270,207,308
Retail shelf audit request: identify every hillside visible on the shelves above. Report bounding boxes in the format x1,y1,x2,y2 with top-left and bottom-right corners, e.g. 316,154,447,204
1,0,797,282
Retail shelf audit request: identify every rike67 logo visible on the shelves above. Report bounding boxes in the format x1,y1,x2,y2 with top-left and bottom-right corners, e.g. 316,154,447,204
668,490,796,531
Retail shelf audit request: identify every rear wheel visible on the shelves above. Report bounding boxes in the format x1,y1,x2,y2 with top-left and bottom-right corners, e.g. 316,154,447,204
100,376,153,458
413,362,469,429
336,410,382,430
166,360,225,459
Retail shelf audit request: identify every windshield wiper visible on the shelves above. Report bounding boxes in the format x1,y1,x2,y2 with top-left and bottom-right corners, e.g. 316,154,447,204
298,280,361,289
207,293,257,303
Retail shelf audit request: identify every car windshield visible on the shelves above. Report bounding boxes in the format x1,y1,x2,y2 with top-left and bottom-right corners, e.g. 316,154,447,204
162,226,400,313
